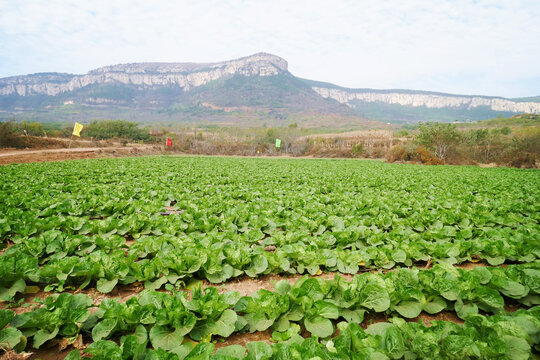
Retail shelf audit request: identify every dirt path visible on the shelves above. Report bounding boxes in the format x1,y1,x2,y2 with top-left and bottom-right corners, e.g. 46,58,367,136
0,145,161,165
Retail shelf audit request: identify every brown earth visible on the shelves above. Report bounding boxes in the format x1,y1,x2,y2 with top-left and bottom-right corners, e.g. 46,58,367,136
0,145,162,165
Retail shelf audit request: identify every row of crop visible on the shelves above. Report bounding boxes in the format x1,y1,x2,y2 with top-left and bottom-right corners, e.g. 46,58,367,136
2,227,538,296
60,307,540,360
2,262,538,351
1,207,537,268
2,302,539,359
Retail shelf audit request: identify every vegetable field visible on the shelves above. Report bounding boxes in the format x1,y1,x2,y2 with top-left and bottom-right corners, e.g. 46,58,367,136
0,156,539,359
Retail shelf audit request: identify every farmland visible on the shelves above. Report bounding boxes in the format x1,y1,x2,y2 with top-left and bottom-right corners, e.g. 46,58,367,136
0,156,539,359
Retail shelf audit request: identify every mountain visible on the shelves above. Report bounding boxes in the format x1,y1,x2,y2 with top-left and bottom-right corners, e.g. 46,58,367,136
306,80,540,123
1,53,539,126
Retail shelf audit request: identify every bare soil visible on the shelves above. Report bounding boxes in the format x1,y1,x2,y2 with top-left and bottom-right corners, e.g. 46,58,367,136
0,145,162,165
214,330,273,350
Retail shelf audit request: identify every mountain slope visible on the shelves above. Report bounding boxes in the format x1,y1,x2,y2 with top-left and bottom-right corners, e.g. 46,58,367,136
303,80,540,123
1,53,539,126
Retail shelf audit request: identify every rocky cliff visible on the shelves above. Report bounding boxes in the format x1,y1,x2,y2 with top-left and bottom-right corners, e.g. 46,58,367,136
312,87,540,114
0,53,288,96
1,53,539,124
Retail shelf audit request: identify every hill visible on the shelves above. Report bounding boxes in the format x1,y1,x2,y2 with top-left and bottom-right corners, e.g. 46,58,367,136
1,53,539,126
458,113,540,129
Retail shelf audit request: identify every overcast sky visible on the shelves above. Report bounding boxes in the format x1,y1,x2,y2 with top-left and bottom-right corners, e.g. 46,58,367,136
1,0,539,98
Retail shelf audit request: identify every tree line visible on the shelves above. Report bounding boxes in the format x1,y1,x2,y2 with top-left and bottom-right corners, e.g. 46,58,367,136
387,122,538,167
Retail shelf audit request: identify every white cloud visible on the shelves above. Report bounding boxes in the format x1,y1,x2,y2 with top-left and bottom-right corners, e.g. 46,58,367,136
0,0,539,97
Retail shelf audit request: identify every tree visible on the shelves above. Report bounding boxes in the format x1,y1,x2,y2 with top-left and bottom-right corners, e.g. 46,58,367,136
415,122,460,161
85,120,150,141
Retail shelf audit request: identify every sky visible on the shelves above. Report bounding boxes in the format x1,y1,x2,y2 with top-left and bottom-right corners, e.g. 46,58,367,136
1,0,539,98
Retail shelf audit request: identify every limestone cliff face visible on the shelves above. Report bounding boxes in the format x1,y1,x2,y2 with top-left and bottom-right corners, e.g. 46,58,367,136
2,53,539,116
0,53,288,96
312,87,540,114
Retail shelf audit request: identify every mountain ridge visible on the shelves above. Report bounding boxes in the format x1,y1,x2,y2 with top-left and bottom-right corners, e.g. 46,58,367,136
0,53,288,96
1,53,539,125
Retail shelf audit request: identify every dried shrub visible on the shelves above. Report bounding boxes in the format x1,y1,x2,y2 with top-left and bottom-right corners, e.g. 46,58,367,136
504,150,537,168
386,144,412,162
411,146,442,165
386,144,441,165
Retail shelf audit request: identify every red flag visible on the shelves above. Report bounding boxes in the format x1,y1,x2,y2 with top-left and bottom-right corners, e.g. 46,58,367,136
166,138,172,146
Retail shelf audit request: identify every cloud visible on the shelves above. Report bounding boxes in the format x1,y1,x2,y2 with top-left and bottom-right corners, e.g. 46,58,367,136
0,0,539,97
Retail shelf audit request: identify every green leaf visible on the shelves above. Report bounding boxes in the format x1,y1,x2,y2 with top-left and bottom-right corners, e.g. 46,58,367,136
64,350,81,360
206,264,234,283
384,326,405,359
185,343,215,360
274,280,291,295
134,324,148,344
424,296,446,314
33,327,59,348
120,335,147,360
472,267,492,284
96,278,118,293
0,309,15,329
86,340,123,359
149,325,185,351
304,316,334,337
145,276,169,291
170,343,195,360
485,256,505,266
0,327,23,350
394,300,424,318
0,279,26,301
477,287,504,310
365,322,394,336
454,300,478,319
189,320,214,341
245,255,268,277
392,250,407,263
360,284,390,312
214,309,237,338
244,313,273,332
246,341,272,360
341,309,365,323
315,301,339,319
502,335,530,360
328,216,345,232
494,278,528,298
92,318,118,341
215,345,247,359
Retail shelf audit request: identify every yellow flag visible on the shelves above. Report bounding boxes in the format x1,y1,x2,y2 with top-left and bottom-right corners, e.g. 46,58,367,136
72,122,83,137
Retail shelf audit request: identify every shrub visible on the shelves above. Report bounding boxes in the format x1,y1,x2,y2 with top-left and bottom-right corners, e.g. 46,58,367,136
386,144,441,165
412,146,442,165
351,143,364,157
85,120,151,141
0,121,26,148
386,144,411,162
504,149,536,168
